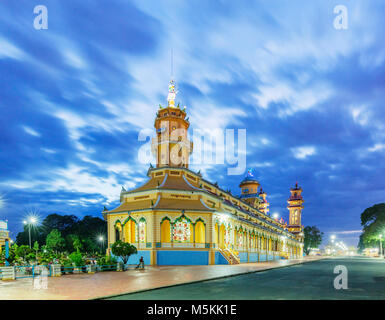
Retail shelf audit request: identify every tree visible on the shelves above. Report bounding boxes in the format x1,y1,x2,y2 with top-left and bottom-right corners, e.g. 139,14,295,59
33,241,39,257
359,203,385,251
15,213,107,253
46,229,65,253
16,245,32,261
73,237,83,253
111,240,137,270
303,226,323,255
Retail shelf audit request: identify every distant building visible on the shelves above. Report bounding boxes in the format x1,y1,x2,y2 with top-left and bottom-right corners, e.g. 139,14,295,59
103,80,304,265
309,248,321,256
363,248,379,257
0,220,10,253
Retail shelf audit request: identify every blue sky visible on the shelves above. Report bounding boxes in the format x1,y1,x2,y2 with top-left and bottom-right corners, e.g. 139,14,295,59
1,0,384,247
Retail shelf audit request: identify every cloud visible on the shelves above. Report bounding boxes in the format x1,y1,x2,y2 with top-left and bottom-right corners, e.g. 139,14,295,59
292,146,316,159
0,38,25,60
368,144,385,152
22,126,41,137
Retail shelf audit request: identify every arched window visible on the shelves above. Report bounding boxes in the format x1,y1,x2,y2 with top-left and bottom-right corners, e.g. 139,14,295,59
194,220,205,243
161,218,171,243
173,216,191,243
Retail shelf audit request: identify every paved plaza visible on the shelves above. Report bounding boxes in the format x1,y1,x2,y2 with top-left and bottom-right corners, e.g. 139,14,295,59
0,257,321,300
110,257,385,300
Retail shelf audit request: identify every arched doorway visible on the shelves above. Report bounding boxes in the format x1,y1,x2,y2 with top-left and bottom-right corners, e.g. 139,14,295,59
194,220,205,243
115,221,122,242
124,219,136,243
161,218,171,243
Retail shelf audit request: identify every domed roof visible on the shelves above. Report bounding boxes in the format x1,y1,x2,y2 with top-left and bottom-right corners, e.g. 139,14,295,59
239,168,259,186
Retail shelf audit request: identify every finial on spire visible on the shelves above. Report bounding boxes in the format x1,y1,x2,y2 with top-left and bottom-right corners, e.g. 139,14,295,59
246,168,254,178
167,79,178,108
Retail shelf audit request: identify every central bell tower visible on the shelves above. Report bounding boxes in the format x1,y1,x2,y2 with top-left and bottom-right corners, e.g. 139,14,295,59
152,80,193,168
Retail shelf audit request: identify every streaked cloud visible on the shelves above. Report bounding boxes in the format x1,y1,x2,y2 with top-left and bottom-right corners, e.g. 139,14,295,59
292,146,316,159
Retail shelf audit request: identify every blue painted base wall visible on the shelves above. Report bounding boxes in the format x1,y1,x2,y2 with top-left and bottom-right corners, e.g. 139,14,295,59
239,252,248,263
259,254,267,262
249,253,259,262
215,252,229,265
111,250,151,265
157,250,209,265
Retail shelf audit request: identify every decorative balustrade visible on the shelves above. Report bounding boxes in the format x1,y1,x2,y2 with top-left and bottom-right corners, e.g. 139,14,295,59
160,242,206,248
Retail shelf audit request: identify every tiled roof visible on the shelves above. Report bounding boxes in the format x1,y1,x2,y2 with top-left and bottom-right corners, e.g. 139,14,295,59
107,200,153,213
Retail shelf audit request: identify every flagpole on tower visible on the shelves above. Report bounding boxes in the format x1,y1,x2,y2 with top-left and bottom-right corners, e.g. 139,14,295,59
171,48,174,80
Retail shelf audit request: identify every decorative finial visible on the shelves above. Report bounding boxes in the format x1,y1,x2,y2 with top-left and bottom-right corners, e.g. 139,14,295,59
103,206,108,212
121,186,126,192
167,79,178,108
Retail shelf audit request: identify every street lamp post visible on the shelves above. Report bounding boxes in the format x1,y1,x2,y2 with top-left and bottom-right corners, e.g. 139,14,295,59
379,234,383,258
98,236,104,252
23,217,37,248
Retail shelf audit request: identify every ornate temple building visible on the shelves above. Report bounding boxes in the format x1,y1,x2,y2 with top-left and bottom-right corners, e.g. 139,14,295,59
0,220,10,253
103,80,304,265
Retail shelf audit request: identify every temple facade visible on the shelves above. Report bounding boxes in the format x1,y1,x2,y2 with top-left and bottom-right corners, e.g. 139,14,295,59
0,220,9,253
103,80,304,265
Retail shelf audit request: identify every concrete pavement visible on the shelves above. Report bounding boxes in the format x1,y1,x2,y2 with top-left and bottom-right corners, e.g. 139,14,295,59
0,257,322,300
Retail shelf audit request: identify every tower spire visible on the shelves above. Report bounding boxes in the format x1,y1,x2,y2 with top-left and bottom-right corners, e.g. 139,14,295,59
152,80,193,168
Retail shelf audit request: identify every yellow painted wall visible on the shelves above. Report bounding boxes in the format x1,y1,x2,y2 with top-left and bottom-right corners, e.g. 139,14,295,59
195,221,205,243
161,219,171,242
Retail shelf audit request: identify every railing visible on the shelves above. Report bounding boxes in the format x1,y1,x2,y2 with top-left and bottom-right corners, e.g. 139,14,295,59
219,248,240,264
0,262,145,281
14,265,51,279
129,243,147,249
160,242,206,248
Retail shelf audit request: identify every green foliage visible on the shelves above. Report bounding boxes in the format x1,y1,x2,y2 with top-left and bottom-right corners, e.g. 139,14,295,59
16,245,32,260
358,203,385,250
46,229,65,253
303,226,323,255
33,241,39,256
111,240,137,269
97,255,117,271
69,251,84,267
0,243,17,266
67,234,83,252
16,213,107,253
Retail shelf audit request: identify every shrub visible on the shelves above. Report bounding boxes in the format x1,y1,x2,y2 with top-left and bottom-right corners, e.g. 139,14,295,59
111,240,137,270
69,252,84,267
97,255,117,271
